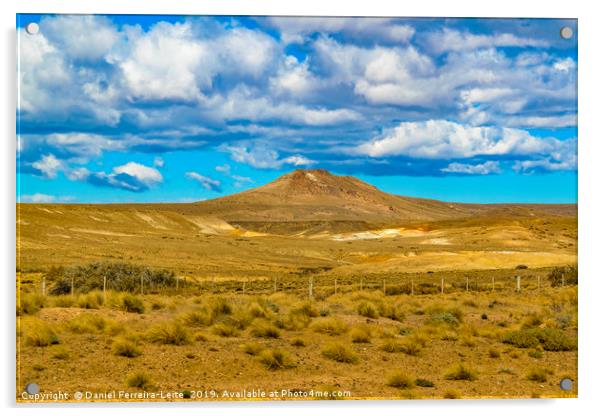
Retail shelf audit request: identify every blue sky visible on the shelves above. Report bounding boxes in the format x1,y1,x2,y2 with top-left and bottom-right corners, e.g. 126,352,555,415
16,15,577,204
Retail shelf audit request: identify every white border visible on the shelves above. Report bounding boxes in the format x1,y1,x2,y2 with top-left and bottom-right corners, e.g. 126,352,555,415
2,1,601,416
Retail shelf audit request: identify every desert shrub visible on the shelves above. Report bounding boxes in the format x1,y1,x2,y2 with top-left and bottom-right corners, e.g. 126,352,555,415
241,342,264,356
50,262,177,295
462,299,478,308
502,328,576,351
427,307,463,326
357,301,379,319
147,321,190,345
322,343,359,364
526,367,553,382
17,292,46,315
126,372,153,390
120,294,145,314
415,378,435,388
250,321,281,339
548,265,578,286
21,318,59,347
386,372,414,389
311,318,349,335
258,349,296,370
180,309,213,327
444,363,478,381
211,323,239,338
350,326,371,343
516,264,529,270
481,313,488,320
67,314,107,334
112,338,142,357
291,338,306,347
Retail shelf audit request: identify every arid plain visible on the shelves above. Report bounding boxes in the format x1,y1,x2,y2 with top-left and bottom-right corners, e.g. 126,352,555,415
17,169,578,401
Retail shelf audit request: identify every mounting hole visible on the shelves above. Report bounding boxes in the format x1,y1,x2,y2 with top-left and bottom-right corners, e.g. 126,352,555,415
25,22,39,35
560,26,573,40
559,378,573,391
25,382,40,394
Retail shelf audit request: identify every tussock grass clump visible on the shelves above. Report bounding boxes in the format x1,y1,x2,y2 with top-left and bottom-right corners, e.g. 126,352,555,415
488,348,501,358
292,301,319,318
180,309,213,327
526,367,553,382
193,332,208,342
444,363,478,381
386,372,414,389
357,301,379,319
258,349,296,370
211,322,239,338
322,343,359,364
146,321,190,345
502,328,576,351
67,313,107,334
241,342,264,356
21,318,60,347
50,346,70,360
126,372,153,390
250,321,281,339
52,295,76,308
311,317,349,336
119,293,145,314
521,312,544,329
274,312,312,331
112,338,142,357
76,292,103,309
291,338,306,347
350,326,371,343
415,378,435,388
381,339,422,355
443,390,461,399
209,297,232,316
17,292,46,315
247,302,269,319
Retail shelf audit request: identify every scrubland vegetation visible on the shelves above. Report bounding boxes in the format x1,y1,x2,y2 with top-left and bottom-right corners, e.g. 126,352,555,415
17,271,577,401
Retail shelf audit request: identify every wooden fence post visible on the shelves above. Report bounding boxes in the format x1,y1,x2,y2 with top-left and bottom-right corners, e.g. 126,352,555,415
466,276,469,292
360,278,363,291
334,279,338,295
309,276,314,299
273,277,277,293
440,277,444,294
411,279,414,296
383,279,386,295
537,275,541,291
242,280,246,295
561,273,565,287
103,275,107,304
41,276,46,296
516,275,521,292
491,276,495,292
